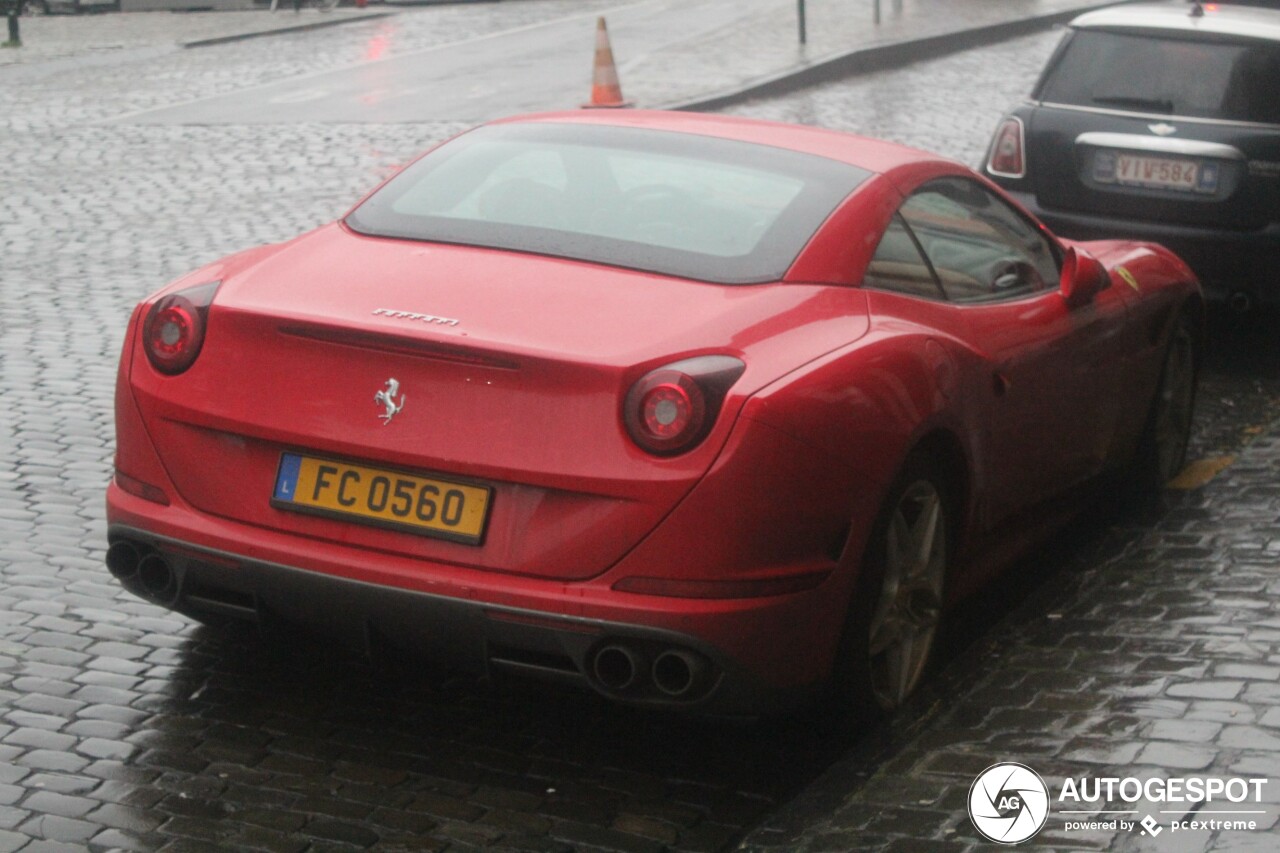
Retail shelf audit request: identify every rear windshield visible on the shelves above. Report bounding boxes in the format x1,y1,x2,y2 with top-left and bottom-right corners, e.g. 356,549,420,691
345,122,870,284
1038,29,1280,124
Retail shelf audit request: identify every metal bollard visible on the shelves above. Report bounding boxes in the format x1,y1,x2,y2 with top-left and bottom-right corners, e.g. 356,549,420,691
3,0,21,48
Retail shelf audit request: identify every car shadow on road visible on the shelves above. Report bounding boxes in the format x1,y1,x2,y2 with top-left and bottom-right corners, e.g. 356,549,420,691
1189,307,1280,461
134,613,862,850
129,502,1129,850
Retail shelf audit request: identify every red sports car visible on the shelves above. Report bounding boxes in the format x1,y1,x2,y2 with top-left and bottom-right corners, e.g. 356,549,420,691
106,111,1201,714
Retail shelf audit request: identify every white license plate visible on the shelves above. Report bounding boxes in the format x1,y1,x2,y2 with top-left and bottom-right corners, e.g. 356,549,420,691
1094,151,1218,194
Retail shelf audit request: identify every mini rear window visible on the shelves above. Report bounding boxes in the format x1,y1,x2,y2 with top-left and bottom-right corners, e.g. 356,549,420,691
1038,29,1280,124
345,122,870,284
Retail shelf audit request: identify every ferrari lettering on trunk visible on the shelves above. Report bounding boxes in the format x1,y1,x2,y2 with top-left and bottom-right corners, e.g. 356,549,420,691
272,453,491,544
372,308,460,326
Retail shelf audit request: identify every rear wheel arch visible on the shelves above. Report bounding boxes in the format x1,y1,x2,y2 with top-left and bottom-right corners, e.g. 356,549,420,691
909,429,970,549
826,424,970,579
829,430,970,715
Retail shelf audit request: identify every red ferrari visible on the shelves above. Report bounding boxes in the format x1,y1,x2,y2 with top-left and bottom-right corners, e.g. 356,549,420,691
106,111,1201,714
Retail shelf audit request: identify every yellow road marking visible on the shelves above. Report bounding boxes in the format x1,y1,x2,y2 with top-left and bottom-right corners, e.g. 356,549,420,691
1166,456,1235,490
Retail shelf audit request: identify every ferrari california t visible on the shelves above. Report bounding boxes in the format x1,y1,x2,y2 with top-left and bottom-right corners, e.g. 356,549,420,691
106,111,1201,715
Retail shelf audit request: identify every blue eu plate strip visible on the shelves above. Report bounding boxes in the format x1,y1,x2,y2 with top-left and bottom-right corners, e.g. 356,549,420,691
274,453,302,503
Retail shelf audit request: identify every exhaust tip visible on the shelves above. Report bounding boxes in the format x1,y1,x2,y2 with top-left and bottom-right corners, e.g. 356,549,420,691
652,649,709,698
105,540,142,581
1229,291,1254,313
592,644,642,691
137,553,177,603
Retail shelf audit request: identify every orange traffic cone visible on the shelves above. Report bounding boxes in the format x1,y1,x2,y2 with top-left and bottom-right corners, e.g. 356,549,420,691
583,17,632,109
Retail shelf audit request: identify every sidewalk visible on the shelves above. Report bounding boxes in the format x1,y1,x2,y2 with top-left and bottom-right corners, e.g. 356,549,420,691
0,7,390,67
1,0,1115,109
639,0,1116,110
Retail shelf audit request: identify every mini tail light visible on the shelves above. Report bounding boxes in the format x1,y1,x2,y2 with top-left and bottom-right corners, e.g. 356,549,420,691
142,281,220,375
986,116,1026,179
624,355,745,456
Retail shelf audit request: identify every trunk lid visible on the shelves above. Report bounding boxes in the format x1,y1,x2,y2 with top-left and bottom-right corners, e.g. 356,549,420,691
131,225,869,580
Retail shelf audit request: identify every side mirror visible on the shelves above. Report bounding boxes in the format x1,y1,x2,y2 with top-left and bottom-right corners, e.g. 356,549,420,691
1059,246,1110,307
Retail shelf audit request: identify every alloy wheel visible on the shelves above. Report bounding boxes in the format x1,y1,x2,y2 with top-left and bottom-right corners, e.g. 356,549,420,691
867,479,946,709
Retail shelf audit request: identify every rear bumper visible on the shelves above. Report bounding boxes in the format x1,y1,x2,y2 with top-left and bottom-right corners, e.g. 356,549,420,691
104,499,835,715
1005,190,1280,304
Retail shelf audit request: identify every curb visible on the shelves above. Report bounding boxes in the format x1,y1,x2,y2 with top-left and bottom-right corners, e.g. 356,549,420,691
666,5,1116,112
183,11,397,48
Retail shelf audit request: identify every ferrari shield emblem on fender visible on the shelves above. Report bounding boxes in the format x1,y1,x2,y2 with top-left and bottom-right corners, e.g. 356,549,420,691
374,378,405,425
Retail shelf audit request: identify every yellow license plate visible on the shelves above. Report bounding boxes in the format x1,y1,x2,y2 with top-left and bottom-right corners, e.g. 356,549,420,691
272,453,491,544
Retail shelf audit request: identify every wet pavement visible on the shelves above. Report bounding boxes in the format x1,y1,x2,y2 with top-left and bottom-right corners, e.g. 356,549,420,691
1,0,1111,108
2,2,1280,852
741,430,1280,852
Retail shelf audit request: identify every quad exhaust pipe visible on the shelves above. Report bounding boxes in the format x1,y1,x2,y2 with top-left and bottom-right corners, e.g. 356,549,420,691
105,540,142,582
137,553,177,603
592,644,643,691
105,540,178,604
588,642,713,701
651,649,709,699
110,539,718,699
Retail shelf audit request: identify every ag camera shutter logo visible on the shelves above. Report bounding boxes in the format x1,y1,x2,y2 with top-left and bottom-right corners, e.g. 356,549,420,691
969,762,1050,844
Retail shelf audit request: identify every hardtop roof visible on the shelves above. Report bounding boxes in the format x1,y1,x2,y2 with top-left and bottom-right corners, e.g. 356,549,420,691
1071,2,1280,42
487,110,942,176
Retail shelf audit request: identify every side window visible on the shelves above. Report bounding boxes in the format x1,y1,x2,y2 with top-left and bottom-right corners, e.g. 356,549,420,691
864,214,947,300
900,178,1060,303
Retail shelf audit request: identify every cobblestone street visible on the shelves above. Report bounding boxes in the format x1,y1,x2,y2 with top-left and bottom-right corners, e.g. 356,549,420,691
1,2,1279,851
742,440,1280,852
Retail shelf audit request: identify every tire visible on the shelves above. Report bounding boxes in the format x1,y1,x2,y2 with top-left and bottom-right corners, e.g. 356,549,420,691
834,451,952,716
1135,310,1199,494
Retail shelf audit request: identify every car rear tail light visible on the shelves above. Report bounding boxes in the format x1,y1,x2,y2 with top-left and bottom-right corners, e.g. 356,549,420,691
986,116,1026,179
142,281,220,375
624,355,745,456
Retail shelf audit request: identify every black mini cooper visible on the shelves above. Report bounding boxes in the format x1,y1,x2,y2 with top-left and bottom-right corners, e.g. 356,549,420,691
982,1,1280,310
